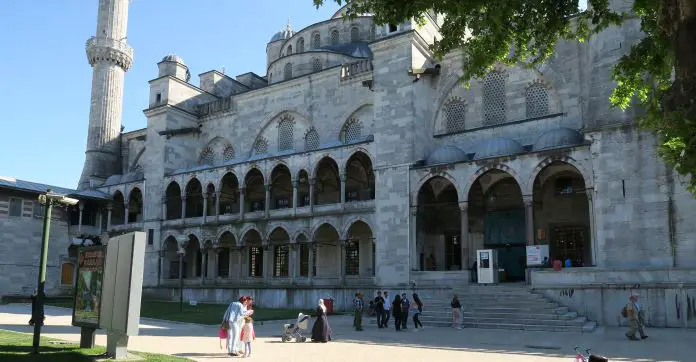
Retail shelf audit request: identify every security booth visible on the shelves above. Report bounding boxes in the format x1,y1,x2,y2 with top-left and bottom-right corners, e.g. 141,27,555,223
477,249,499,284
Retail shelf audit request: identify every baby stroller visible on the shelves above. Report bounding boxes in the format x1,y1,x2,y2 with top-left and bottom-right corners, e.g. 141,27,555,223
281,313,310,342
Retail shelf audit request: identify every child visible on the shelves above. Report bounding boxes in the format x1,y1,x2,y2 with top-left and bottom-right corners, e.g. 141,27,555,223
412,306,423,331
240,316,256,357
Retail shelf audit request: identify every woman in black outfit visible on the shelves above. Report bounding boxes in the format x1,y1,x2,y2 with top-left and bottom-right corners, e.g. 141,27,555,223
391,294,403,331
412,292,423,313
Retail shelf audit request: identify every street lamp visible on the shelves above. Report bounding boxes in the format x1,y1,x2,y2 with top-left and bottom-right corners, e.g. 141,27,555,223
32,189,79,355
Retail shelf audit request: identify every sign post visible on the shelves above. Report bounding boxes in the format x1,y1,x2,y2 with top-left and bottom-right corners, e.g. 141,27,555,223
71,245,106,348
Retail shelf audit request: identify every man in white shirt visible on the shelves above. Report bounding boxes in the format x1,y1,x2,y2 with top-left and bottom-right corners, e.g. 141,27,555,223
382,291,391,327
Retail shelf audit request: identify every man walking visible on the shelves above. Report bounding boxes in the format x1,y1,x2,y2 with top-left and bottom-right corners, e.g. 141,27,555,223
400,293,410,330
353,292,364,331
623,293,648,341
374,291,385,328
382,291,391,328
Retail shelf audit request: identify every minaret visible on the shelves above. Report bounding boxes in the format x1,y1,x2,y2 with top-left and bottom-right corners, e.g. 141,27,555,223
78,0,134,189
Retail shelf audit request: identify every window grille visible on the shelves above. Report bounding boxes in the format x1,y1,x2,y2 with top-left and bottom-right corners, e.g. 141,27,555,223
526,83,549,118
330,30,339,45
311,58,322,72
444,97,467,132
341,117,363,143
222,145,235,161
482,71,507,125
350,27,360,42
277,115,295,151
304,128,319,150
253,137,269,155
249,246,263,277
274,245,289,277
199,147,214,165
284,63,292,80
312,33,321,48
345,242,359,275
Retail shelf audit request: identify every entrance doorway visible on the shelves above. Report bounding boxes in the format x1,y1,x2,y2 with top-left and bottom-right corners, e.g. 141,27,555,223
468,170,526,282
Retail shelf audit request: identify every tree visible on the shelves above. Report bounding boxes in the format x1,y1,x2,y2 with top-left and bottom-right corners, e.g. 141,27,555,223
315,0,696,194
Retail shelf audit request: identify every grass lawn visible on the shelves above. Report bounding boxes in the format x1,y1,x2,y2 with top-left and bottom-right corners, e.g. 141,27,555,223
0,329,190,361
46,299,314,325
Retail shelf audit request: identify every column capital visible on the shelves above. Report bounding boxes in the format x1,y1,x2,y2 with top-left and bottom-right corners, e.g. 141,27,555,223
586,190,594,202
340,173,347,182
310,178,316,186
265,184,271,191
410,205,418,216
458,200,468,212
107,204,113,211
292,179,299,188
78,202,85,211
523,194,533,206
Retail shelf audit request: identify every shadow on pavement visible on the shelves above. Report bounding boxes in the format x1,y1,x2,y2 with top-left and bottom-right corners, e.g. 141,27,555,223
174,352,229,359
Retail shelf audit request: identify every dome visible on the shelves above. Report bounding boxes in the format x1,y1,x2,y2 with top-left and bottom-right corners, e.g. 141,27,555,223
473,137,524,160
162,54,185,64
532,128,584,152
270,28,294,42
120,171,144,184
426,145,469,165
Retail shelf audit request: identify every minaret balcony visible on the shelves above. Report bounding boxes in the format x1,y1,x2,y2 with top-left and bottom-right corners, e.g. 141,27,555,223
86,36,134,70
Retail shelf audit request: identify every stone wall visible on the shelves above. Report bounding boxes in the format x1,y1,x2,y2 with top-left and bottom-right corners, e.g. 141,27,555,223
0,189,74,297
531,268,696,328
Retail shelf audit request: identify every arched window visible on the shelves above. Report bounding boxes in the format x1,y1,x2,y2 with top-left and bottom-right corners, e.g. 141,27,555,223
304,128,320,150
350,27,360,42
340,117,363,143
253,137,269,155
312,33,321,48
330,29,339,45
284,63,292,80
199,147,214,165
482,71,507,125
223,145,235,161
444,97,467,133
287,45,293,55
526,82,550,118
297,37,305,53
278,115,295,151
311,58,322,72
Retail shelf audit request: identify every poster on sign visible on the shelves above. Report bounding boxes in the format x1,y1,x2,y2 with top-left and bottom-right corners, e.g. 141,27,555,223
72,246,106,328
526,245,549,266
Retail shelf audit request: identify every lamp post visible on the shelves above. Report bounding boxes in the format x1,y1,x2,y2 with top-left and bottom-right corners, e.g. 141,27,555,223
32,189,79,355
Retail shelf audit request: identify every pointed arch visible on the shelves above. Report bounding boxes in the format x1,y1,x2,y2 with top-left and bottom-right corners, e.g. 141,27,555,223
165,181,182,220
127,187,143,223
462,163,525,201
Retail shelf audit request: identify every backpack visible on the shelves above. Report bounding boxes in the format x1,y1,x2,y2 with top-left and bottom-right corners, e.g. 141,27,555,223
621,305,628,318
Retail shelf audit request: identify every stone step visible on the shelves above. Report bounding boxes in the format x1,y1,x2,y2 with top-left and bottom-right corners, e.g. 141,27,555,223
419,310,578,320
420,320,597,333
421,296,549,303
420,305,569,314
420,302,561,310
420,317,587,328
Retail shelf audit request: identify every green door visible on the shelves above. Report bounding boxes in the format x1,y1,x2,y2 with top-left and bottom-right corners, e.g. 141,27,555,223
484,209,526,281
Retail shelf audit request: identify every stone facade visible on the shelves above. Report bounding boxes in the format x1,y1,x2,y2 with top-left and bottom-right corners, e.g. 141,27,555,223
74,2,696,321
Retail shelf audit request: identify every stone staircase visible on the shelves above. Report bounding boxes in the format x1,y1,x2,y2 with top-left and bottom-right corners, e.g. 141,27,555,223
417,284,597,332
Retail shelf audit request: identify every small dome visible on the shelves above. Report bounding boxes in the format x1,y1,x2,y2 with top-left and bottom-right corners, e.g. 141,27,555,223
162,54,185,64
426,145,469,165
104,174,122,186
532,128,584,152
270,29,294,42
120,171,144,184
473,137,524,160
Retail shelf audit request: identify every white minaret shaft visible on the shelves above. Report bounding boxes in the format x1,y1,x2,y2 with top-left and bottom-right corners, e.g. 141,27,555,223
78,0,133,189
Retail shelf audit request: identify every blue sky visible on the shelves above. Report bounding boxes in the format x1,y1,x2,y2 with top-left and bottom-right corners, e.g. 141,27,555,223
0,0,340,189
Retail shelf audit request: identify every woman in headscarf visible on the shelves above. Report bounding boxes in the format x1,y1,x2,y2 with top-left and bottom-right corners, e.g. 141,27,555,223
451,294,462,329
311,299,331,342
391,294,403,331
221,296,253,356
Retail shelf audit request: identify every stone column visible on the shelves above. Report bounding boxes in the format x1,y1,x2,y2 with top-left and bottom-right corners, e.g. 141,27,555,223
181,195,187,221
459,201,469,270
228,247,234,279
340,173,346,206
292,180,298,214
200,249,207,285
309,178,316,212
264,184,271,218
587,190,597,266
159,250,165,284
123,203,129,225
338,241,345,285
290,243,297,283
264,243,272,278
239,187,246,219
215,191,221,221
211,247,219,283
410,206,418,271
202,192,208,224
524,195,534,245
106,204,113,230
78,203,84,232
97,210,103,232
162,197,167,221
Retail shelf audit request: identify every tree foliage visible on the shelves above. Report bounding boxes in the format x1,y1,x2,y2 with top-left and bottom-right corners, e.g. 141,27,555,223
314,0,696,194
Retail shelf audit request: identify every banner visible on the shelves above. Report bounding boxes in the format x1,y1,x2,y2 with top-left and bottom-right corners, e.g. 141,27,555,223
72,245,106,328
